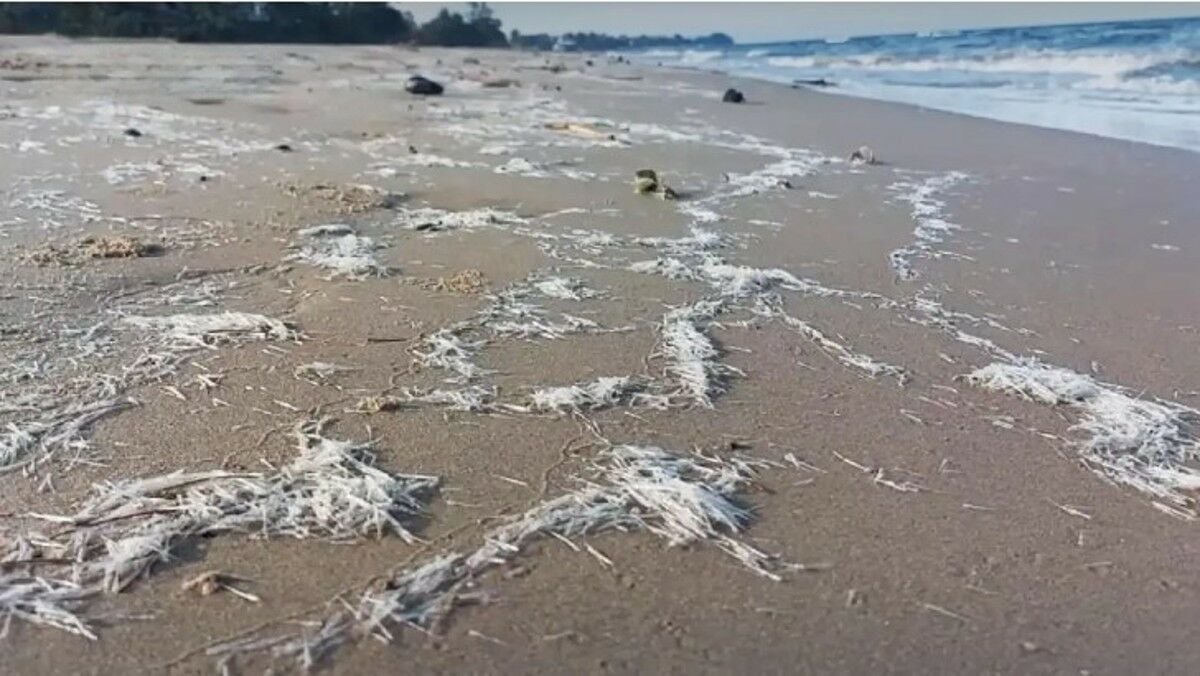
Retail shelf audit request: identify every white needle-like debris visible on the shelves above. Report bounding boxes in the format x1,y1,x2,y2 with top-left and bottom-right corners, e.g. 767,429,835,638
966,359,1200,514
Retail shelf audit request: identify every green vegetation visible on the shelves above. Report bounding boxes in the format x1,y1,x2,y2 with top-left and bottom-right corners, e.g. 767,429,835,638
414,3,506,47
510,29,734,53
509,30,557,52
554,32,735,52
0,3,735,51
1,3,421,45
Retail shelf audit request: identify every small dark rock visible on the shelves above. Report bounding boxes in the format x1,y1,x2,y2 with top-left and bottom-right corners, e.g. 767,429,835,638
123,127,142,137
405,75,444,96
198,175,209,182
722,88,745,104
275,143,293,152
794,78,835,88
408,144,419,154
585,59,594,67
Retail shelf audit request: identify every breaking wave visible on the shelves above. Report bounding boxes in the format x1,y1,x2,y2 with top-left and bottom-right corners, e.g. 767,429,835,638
636,16,1200,151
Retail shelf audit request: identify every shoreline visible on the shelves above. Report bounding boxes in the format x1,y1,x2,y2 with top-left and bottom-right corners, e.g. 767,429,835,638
3,37,1200,675
662,61,1200,159
635,14,1200,155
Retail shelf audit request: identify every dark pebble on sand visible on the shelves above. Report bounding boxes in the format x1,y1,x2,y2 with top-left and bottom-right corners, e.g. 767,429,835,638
123,127,142,137
722,88,745,103
405,75,444,96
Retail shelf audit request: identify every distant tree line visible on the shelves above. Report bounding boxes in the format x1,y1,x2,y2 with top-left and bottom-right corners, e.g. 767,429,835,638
414,3,506,47
0,2,501,46
508,30,734,52
0,3,734,51
548,31,735,52
508,30,558,51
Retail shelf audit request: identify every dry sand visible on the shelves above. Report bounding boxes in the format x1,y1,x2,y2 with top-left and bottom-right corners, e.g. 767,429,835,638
3,36,1200,675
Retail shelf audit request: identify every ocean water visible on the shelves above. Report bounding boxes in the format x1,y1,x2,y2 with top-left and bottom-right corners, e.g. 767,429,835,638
634,16,1200,152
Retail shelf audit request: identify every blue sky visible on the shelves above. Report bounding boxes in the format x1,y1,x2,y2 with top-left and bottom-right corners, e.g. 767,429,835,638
398,2,1200,43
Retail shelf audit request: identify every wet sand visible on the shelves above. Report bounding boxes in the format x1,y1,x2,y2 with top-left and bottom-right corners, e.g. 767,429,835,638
3,36,1200,675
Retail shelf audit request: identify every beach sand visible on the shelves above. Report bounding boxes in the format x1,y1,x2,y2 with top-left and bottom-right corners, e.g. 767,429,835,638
3,37,1200,675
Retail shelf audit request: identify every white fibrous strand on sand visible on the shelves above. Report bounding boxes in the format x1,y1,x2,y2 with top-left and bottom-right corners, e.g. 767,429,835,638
696,255,851,299
122,311,297,352
368,154,482,171
0,278,265,475
102,160,223,187
654,300,739,407
228,444,778,669
407,277,616,396
467,444,779,578
634,226,726,253
631,253,863,301
721,154,823,198
493,156,596,180
912,294,1030,336
403,385,496,413
488,312,602,341
678,202,724,224
905,294,1020,361
8,189,105,229
527,376,636,413
772,309,908,384
532,275,595,301
888,171,969,281
627,226,904,394
289,225,387,279
625,219,903,389
0,572,96,640
965,360,1200,516
0,420,438,638
395,206,525,233
627,229,867,302
477,285,614,341
0,399,134,474
628,257,699,281
411,328,484,382
82,100,266,153
558,228,622,252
